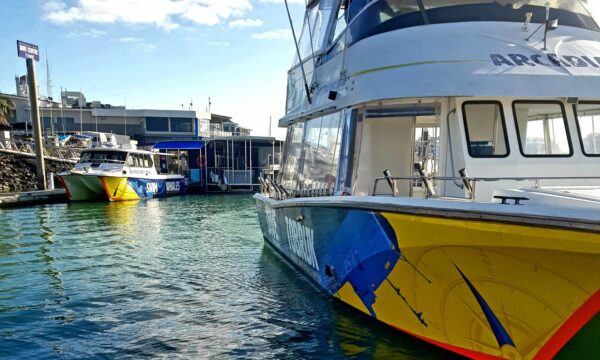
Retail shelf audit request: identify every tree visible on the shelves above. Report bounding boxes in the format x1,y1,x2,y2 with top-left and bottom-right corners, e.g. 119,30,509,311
0,95,15,130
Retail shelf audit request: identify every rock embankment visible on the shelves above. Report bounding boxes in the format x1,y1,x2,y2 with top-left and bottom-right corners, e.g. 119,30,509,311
0,154,72,192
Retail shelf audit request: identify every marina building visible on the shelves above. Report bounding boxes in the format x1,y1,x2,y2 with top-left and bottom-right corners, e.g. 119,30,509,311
1,84,251,145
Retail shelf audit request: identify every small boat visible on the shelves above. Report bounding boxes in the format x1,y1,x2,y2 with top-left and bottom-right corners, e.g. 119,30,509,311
255,1,600,359
58,148,186,201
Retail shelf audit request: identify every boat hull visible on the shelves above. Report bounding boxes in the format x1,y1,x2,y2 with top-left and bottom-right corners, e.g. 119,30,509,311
59,174,186,202
254,195,599,359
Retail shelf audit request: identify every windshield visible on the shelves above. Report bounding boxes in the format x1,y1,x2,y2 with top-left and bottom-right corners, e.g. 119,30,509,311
79,151,127,164
346,0,599,45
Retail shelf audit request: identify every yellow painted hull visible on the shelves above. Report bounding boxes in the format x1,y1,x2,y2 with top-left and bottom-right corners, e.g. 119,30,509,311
255,198,600,359
59,175,186,202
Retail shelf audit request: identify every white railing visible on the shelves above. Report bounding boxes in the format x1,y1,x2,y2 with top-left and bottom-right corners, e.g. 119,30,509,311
0,138,80,163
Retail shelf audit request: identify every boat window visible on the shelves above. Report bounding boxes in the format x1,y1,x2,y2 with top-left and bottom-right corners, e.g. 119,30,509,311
574,102,600,156
300,113,343,189
280,122,305,190
332,2,348,41
462,101,509,158
126,154,135,166
293,0,336,65
78,151,127,163
513,101,572,157
346,0,598,46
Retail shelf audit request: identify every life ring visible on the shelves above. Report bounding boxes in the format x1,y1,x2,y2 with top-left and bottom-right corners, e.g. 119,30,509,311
196,155,207,168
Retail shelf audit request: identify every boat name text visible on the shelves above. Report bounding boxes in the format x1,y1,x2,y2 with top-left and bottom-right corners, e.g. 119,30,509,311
265,207,280,244
285,217,319,271
146,182,158,194
166,181,180,192
490,53,600,68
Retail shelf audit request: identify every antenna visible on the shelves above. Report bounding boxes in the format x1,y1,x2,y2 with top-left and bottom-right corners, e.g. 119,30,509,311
269,116,272,137
124,99,127,136
189,99,193,111
79,87,83,133
208,97,211,113
45,48,54,135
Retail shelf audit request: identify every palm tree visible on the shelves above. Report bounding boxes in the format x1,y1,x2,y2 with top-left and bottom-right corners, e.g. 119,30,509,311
0,95,14,130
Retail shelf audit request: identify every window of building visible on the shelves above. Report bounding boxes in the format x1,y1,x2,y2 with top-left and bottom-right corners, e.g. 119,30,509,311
574,102,600,156
170,118,193,133
513,101,572,157
462,101,509,158
146,117,169,132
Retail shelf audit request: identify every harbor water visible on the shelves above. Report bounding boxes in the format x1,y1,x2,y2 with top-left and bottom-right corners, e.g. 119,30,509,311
0,195,458,359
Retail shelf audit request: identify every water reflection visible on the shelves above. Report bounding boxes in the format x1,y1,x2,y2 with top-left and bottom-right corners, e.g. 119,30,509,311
0,196,459,359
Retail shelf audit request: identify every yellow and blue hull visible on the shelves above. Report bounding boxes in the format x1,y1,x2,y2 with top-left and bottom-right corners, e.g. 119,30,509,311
255,196,599,359
59,175,186,202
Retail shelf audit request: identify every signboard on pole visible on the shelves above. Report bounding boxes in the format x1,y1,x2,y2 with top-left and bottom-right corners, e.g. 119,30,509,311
17,40,39,61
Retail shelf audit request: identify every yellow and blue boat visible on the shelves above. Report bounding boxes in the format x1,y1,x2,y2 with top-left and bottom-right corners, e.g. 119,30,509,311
59,148,185,201
255,1,600,358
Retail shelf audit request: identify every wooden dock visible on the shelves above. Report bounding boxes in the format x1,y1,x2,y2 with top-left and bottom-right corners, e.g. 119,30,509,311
0,189,68,208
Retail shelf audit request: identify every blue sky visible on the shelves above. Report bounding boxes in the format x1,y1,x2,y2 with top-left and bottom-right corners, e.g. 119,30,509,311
0,0,305,138
3,1,600,139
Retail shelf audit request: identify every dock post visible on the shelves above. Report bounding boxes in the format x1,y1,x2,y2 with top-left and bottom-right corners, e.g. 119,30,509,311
26,58,47,190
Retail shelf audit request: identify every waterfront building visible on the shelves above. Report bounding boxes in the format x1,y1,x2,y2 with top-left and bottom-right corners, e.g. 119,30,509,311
1,87,251,145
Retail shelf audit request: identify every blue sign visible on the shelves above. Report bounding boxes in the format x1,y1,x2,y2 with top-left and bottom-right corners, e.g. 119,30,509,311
17,40,39,61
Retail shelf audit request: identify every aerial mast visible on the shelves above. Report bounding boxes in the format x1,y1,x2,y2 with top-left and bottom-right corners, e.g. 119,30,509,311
45,49,54,136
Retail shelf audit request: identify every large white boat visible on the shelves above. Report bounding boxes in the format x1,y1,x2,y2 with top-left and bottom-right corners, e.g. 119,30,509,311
255,1,600,359
59,148,186,201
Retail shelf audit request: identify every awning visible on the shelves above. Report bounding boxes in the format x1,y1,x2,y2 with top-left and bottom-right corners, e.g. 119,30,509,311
152,141,205,150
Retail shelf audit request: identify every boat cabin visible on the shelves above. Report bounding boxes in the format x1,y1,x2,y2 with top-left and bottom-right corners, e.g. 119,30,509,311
272,0,600,203
74,149,177,177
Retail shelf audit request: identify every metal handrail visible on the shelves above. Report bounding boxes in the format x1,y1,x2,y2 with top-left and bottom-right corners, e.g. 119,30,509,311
372,176,600,200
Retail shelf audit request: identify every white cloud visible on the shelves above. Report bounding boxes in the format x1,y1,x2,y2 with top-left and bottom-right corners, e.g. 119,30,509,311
118,36,156,52
67,28,107,38
42,0,254,29
229,18,263,28
208,41,230,47
252,29,290,40
119,36,142,43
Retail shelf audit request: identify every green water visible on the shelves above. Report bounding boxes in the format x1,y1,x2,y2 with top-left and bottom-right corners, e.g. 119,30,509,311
0,195,458,359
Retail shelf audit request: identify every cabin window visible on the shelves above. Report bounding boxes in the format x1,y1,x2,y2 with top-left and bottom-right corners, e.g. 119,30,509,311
280,122,305,190
574,102,600,156
293,0,336,64
126,154,135,166
300,113,343,189
346,1,599,46
79,151,127,163
513,101,572,157
332,2,348,41
462,101,509,158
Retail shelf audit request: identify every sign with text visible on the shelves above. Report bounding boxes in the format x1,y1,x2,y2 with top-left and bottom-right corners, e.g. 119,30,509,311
17,40,39,61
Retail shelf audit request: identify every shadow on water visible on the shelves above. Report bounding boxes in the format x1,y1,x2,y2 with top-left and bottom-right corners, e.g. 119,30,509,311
252,245,464,360
0,195,463,359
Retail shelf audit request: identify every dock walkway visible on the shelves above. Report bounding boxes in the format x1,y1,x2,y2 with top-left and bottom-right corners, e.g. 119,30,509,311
0,189,68,208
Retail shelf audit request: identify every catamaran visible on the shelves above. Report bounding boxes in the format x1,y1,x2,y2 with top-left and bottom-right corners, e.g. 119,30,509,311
59,148,186,201
254,1,600,359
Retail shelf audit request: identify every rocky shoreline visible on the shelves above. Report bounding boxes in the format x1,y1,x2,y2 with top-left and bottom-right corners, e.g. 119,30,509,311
0,154,72,193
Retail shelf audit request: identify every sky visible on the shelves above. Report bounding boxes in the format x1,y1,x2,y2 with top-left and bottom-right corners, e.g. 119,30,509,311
1,1,600,139
0,0,305,139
